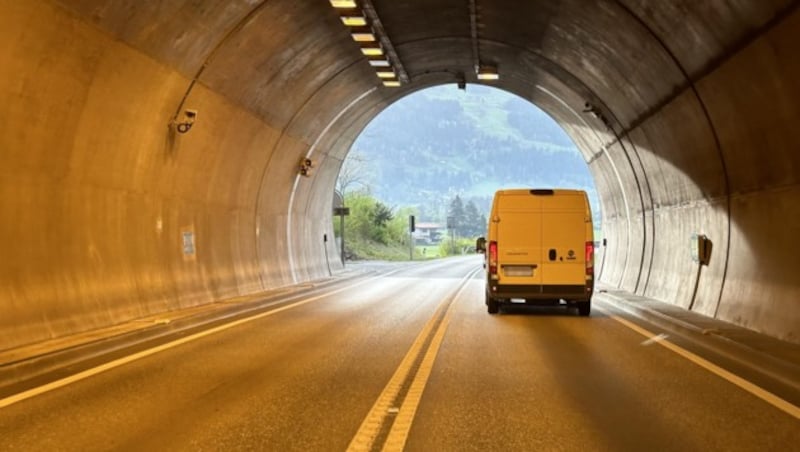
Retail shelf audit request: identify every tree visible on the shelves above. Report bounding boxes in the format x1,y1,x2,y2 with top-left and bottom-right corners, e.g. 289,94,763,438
345,191,379,242
447,195,466,237
373,202,393,228
336,150,373,197
464,200,484,237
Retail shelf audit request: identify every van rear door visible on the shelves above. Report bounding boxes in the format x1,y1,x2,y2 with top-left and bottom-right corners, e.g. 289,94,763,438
539,193,587,286
495,194,543,286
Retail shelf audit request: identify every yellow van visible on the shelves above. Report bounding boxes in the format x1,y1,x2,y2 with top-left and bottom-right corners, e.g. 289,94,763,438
477,189,594,315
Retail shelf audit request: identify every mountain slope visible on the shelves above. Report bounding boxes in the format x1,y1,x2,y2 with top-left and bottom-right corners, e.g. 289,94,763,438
347,84,599,220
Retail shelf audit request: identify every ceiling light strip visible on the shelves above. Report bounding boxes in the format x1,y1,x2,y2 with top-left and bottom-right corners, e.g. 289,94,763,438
330,0,357,8
339,9,367,26
360,41,384,56
469,0,480,75
360,0,409,84
368,57,391,67
350,25,376,42
468,0,498,81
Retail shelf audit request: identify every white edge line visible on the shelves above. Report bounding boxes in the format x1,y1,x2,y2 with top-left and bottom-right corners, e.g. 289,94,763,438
0,275,381,409
595,305,800,419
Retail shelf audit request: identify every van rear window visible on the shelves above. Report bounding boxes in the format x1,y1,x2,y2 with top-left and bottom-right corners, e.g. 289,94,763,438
529,189,555,195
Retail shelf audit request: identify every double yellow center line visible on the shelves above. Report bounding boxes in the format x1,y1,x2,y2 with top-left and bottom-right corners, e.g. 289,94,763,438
347,268,481,451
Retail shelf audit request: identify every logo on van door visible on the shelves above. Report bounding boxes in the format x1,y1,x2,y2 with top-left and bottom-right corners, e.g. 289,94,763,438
566,250,576,260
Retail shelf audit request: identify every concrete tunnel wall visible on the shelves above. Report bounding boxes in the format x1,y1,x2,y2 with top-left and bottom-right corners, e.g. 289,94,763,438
0,0,797,351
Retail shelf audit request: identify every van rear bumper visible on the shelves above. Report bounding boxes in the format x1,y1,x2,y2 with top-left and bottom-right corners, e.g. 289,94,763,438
488,283,592,302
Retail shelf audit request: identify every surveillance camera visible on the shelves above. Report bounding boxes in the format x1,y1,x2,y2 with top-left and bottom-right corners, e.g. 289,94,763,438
303,158,313,168
174,109,197,134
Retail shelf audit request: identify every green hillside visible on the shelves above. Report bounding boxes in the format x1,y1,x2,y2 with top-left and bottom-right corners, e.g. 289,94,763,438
345,84,599,222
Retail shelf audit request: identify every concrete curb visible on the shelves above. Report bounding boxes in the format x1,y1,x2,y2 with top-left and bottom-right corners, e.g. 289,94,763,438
595,290,800,394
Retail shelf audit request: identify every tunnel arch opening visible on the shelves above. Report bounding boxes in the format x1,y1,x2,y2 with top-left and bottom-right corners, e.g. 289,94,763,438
330,83,604,264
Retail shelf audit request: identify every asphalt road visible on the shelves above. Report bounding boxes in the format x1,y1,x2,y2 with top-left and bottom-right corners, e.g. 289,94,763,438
0,256,797,451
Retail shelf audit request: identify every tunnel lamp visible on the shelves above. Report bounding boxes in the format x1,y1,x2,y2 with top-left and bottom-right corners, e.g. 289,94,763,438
368,58,391,67
360,42,383,56
330,0,357,8
350,26,376,42
382,79,401,87
340,13,367,27
476,65,499,80
376,69,396,79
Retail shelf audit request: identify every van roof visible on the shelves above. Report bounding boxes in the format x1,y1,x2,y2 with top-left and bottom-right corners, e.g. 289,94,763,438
494,188,587,196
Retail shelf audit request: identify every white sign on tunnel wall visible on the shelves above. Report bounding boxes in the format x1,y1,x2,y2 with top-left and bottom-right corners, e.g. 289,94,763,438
182,229,196,260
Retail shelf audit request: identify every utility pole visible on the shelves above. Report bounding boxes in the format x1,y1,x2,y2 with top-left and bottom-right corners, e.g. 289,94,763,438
447,215,455,253
333,191,349,266
409,215,415,260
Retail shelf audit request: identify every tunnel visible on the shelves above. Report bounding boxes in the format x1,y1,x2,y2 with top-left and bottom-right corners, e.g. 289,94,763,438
1,0,798,352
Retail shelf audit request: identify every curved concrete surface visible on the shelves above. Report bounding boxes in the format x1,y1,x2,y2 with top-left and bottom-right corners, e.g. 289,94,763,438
0,0,797,349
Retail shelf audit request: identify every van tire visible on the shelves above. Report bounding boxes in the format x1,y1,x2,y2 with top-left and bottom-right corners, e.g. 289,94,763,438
577,301,591,316
487,295,499,314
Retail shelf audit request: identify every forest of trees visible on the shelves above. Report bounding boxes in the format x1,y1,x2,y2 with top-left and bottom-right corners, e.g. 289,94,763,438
446,195,487,238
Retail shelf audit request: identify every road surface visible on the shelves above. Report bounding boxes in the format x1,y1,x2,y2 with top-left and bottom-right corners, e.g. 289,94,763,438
0,256,797,451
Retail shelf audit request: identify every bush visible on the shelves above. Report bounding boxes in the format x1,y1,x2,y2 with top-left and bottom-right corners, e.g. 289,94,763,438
438,237,478,257
334,190,416,261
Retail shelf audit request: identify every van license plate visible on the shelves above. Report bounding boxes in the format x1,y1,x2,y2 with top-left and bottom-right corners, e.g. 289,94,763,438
503,266,533,277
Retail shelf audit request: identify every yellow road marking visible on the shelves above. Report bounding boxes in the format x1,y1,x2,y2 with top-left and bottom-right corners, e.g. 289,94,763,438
381,279,473,451
348,270,477,452
596,304,800,420
0,275,382,409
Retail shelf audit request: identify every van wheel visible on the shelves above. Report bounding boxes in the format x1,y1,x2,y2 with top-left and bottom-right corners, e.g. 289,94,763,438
577,301,591,316
487,295,499,314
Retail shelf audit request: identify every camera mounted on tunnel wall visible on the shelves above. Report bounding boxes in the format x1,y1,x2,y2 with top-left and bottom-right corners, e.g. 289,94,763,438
172,109,197,134
300,157,314,177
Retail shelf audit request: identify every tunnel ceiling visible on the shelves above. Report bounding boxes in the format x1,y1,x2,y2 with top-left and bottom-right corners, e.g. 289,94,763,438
63,0,792,152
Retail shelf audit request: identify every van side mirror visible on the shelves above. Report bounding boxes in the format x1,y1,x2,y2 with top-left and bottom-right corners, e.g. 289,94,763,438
476,237,486,253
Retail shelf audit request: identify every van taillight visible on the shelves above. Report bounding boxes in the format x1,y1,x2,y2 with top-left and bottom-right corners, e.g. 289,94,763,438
489,241,498,275
585,241,594,277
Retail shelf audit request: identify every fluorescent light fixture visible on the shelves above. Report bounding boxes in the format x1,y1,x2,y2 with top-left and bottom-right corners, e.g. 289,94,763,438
352,32,375,42
382,80,401,87
340,14,367,26
360,42,383,56
330,0,357,8
376,69,396,79
350,26,376,42
477,65,499,80
368,58,391,67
